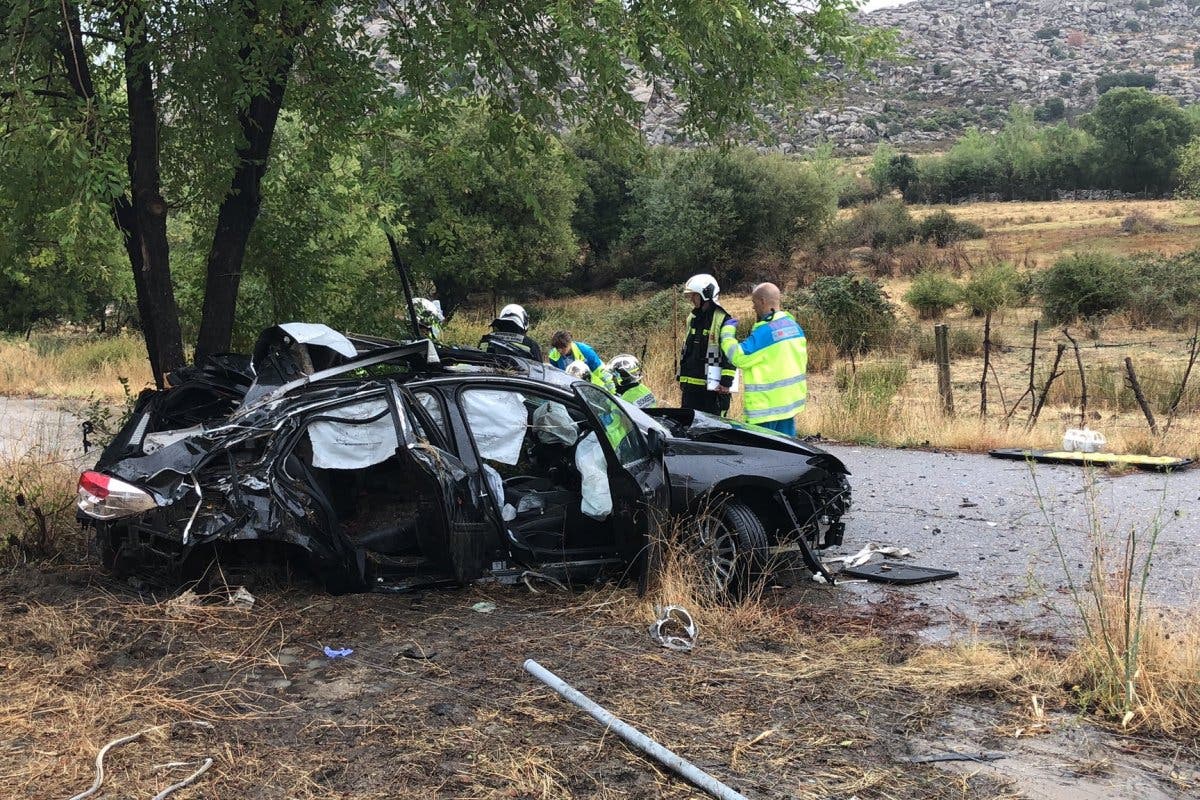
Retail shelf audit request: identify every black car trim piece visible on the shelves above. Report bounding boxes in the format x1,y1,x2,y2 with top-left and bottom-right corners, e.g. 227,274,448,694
778,488,835,584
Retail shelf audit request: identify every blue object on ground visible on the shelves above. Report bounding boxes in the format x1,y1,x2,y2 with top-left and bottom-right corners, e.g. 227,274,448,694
323,646,354,658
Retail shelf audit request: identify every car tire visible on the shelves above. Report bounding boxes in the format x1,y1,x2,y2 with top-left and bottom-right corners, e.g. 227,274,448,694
694,500,769,600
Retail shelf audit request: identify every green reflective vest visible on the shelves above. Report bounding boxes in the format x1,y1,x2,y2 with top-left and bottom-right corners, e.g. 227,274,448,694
619,382,657,409
720,311,807,424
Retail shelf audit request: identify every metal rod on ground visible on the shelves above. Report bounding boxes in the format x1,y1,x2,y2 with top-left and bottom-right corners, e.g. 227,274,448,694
523,659,751,800
1124,357,1159,436
935,323,954,416
1028,343,1066,431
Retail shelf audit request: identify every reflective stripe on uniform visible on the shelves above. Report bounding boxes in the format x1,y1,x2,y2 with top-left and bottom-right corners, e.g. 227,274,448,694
744,396,807,420
744,374,807,393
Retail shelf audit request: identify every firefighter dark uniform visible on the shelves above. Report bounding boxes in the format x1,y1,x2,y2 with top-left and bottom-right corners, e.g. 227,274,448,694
678,302,735,415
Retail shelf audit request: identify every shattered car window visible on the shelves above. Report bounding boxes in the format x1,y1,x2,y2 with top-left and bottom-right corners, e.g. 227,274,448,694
307,399,400,470
461,389,527,465
414,391,448,437
576,384,648,467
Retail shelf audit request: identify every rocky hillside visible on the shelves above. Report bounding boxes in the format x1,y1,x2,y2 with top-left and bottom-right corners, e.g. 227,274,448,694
639,0,1200,153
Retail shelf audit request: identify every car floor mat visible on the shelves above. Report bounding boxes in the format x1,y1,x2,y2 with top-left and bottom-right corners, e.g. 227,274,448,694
841,561,958,585
989,448,1192,472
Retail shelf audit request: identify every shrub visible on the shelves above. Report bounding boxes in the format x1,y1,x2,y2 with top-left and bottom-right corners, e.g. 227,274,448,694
1120,210,1176,234
615,277,655,299
827,198,917,251
1127,251,1200,328
1034,97,1066,122
1094,72,1157,95
961,263,1019,316
788,276,897,355
1038,253,1135,323
904,271,960,319
625,147,838,284
835,361,909,413
1035,27,1060,40
917,210,985,247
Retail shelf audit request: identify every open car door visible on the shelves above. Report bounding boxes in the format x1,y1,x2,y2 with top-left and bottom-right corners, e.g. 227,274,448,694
572,383,670,565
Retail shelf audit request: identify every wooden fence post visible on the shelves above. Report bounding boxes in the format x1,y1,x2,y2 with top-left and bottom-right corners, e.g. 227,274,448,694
935,323,954,416
1124,357,1159,437
979,311,992,417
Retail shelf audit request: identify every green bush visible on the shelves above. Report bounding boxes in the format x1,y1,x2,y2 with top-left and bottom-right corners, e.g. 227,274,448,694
1127,251,1200,328
835,361,909,411
961,263,1019,316
904,271,960,319
828,198,917,251
1038,253,1135,323
624,147,838,284
55,336,146,378
917,210,985,247
615,277,655,299
1095,72,1157,95
788,276,897,355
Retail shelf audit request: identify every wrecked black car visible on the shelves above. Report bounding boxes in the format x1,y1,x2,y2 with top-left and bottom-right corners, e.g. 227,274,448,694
78,323,850,595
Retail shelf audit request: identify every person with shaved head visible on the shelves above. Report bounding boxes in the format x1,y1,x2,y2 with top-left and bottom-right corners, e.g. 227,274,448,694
718,282,807,436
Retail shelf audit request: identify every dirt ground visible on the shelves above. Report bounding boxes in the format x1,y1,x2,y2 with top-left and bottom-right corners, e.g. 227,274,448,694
1,563,1196,800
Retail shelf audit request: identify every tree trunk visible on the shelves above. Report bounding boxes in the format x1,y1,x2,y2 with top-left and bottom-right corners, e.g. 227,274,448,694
194,11,303,360
56,1,184,387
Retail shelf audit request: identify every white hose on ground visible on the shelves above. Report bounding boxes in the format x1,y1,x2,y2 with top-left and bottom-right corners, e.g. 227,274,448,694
523,659,751,800
65,721,214,800
152,757,215,800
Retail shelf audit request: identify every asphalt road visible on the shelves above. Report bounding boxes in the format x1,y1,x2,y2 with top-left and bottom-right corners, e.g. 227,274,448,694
820,443,1200,638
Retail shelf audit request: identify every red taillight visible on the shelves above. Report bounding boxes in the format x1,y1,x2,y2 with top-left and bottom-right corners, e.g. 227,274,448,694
79,471,111,499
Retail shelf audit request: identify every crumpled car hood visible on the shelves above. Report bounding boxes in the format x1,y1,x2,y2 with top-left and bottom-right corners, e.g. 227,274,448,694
645,408,849,476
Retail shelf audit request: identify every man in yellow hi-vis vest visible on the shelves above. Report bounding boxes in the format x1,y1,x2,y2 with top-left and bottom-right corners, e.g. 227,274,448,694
719,282,807,436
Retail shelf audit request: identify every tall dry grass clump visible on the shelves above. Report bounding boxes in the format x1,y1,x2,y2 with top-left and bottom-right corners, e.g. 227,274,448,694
1032,468,1200,736
0,334,151,398
0,450,83,565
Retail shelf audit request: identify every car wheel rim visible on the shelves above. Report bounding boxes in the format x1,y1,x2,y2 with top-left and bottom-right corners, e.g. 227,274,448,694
697,518,738,594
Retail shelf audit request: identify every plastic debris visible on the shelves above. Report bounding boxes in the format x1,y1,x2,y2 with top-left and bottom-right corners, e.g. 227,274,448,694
227,586,256,609
824,543,912,569
323,646,354,658
472,601,497,613
649,605,697,652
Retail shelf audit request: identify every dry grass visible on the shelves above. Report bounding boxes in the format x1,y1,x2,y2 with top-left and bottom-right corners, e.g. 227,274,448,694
0,449,83,565
0,334,152,398
915,199,1200,268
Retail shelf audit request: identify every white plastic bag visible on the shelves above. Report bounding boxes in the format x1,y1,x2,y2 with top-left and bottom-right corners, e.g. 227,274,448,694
1062,427,1106,453
574,433,612,520
531,401,578,446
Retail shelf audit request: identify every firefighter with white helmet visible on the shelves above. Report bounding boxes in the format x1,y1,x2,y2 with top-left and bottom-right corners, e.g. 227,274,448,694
564,360,592,381
678,273,735,415
607,354,656,408
479,302,542,361
412,297,444,341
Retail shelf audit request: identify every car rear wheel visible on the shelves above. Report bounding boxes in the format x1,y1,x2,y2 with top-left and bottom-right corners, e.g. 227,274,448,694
694,500,769,599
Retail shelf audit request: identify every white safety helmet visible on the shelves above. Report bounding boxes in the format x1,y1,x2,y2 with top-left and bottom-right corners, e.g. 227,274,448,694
498,303,529,331
607,354,643,383
564,360,592,381
683,273,720,302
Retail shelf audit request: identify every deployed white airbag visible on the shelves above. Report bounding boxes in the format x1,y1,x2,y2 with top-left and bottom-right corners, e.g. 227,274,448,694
275,322,357,358
308,400,398,470
463,390,527,465
531,401,578,446
575,432,612,520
